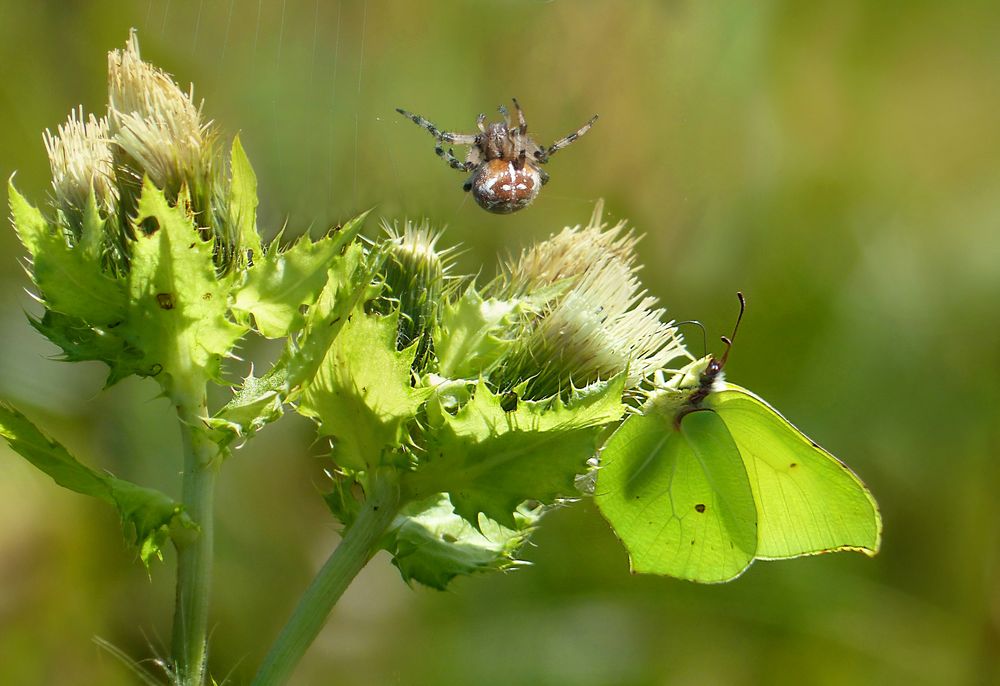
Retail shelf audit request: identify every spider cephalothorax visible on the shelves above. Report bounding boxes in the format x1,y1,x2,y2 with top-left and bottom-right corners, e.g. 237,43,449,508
396,99,598,214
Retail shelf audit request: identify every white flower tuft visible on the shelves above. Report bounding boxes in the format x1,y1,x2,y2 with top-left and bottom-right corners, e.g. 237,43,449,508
495,201,690,398
43,107,117,218
107,29,212,196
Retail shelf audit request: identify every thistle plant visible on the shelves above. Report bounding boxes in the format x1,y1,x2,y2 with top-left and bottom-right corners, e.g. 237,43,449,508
1,32,882,686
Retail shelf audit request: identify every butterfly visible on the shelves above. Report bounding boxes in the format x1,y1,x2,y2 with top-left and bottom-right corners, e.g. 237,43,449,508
595,294,882,582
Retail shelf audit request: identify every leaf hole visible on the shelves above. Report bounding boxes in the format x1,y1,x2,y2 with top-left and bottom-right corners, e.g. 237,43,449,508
694,503,706,513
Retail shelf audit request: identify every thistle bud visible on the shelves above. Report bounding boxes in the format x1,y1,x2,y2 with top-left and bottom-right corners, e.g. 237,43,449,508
493,202,688,399
43,107,117,235
379,219,455,369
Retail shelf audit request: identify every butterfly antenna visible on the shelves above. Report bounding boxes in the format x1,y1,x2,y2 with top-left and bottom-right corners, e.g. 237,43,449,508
674,320,707,358
718,291,746,366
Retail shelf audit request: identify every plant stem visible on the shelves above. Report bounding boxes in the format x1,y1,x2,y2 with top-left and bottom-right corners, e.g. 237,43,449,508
171,392,221,686
251,471,402,686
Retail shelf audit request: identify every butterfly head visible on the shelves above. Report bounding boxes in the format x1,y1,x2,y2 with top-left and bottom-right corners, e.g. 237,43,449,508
688,292,746,407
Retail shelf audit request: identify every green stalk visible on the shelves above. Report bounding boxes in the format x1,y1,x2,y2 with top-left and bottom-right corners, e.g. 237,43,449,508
171,390,221,686
251,471,402,686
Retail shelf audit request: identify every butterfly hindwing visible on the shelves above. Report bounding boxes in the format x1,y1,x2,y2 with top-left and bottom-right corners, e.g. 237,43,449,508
596,406,757,583
707,384,882,559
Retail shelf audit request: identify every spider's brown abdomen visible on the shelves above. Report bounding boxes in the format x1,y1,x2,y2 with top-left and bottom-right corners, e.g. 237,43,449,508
470,159,541,214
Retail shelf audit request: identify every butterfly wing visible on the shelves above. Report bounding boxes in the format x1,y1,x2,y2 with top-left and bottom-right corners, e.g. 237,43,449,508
707,384,882,559
595,407,758,582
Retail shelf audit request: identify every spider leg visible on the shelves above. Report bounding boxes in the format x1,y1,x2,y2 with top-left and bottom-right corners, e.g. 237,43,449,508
498,103,511,127
539,168,550,185
524,136,546,160
435,144,476,172
537,114,599,163
396,108,478,144
477,113,487,132
511,98,527,134
462,147,484,190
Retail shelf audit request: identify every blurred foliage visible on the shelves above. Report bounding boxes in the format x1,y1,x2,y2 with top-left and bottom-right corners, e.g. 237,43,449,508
0,1,997,684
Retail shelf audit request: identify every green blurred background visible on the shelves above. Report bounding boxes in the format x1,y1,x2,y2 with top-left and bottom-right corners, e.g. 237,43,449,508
1,1,998,684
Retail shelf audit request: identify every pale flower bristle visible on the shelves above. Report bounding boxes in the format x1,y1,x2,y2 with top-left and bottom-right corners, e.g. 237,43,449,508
107,29,212,193
501,200,639,296
495,201,688,399
43,107,117,216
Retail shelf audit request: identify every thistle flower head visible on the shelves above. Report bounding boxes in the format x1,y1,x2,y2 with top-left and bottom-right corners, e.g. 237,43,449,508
43,107,117,228
492,201,689,399
107,29,214,203
499,206,638,298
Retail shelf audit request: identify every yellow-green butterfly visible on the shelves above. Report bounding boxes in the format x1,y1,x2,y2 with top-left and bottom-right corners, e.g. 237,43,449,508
595,294,882,582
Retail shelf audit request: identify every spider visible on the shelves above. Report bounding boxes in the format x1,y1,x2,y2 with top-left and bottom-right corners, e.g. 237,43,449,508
396,99,598,214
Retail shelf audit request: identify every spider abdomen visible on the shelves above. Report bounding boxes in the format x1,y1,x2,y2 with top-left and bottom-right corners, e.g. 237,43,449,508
470,159,542,214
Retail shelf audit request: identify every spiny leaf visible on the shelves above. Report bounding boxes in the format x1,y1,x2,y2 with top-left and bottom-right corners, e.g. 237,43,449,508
435,287,522,378
205,368,285,446
285,238,378,389
79,189,108,263
211,235,374,446
405,376,627,528
30,310,145,387
231,210,369,338
386,493,541,590
298,309,431,472
121,181,246,395
0,401,196,568
9,180,126,325
227,135,262,263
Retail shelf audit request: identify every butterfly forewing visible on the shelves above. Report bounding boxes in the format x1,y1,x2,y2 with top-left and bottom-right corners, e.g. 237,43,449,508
596,407,757,583
707,385,882,559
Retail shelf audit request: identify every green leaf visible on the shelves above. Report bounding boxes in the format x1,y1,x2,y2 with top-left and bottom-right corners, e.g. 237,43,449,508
406,376,626,528
9,180,126,326
11,183,137,386
78,188,108,263
386,493,541,590
30,310,145,387
298,310,431,472
121,181,246,394
285,238,377,389
595,405,758,582
227,135,263,262
211,237,375,447
707,384,882,558
0,401,196,567
206,368,285,445
435,287,521,378
231,211,369,338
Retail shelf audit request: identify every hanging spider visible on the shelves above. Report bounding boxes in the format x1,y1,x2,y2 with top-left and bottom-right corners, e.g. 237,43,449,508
396,99,598,214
